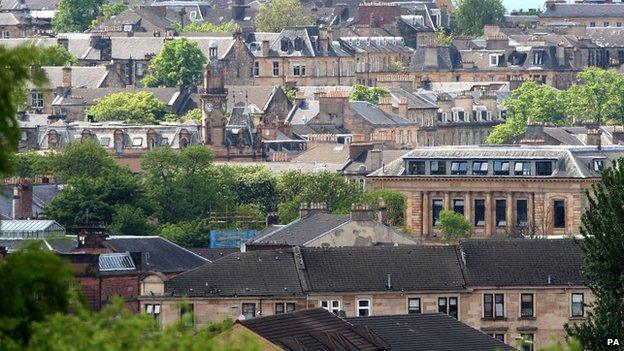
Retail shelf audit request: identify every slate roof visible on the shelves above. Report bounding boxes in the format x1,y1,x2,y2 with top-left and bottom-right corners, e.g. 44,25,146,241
0,0,57,10
188,247,239,261
410,46,461,71
227,85,280,114
459,239,584,287
0,184,62,220
368,145,624,179
543,3,624,18
165,249,304,297
349,101,416,126
299,246,465,292
37,66,109,89
586,27,624,47
388,87,438,110
91,7,174,33
287,100,320,125
248,212,351,246
342,149,409,175
339,36,414,54
0,12,20,25
289,143,350,165
239,309,390,351
105,236,208,273
347,314,516,351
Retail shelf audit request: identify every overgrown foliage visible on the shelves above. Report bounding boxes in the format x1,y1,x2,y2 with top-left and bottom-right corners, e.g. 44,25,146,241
565,159,624,349
53,0,102,32
436,210,472,243
349,84,389,104
177,20,240,33
38,45,78,66
565,67,624,125
452,0,505,36
87,91,173,124
0,245,79,350
0,45,47,176
254,0,313,32
142,38,207,87
435,30,454,46
361,189,405,227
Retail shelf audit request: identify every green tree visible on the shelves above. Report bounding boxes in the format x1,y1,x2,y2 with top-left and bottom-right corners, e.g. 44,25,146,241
142,38,207,87
25,298,262,351
48,140,119,181
565,67,624,126
217,165,278,213
53,0,102,32
181,108,203,122
9,152,51,179
0,245,79,349
435,30,454,46
276,171,363,223
141,146,233,224
565,159,624,350
349,84,389,104
452,0,506,36
108,205,155,236
90,3,129,28
436,210,472,242
159,218,211,248
44,169,150,232
39,45,78,66
87,91,173,124
486,81,568,144
361,189,405,227
0,44,47,176
254,0,313,32
177,20,240,33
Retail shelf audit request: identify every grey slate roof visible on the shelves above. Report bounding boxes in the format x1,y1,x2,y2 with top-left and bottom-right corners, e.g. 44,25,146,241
543,3,624,18
349,101,416,126
240,309,390,351
586,27,624,48
38,66,109,89
188,247,239,261
165,249,304,297
0,184,62,220
0,12,20,25
249,212,351,246
369,145,624,179
348,314,516,351
410,46,461,71
105,236,208,273
300,246,465,292
459,239,584,287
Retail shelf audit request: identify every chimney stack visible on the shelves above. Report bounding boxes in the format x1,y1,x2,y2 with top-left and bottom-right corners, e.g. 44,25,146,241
350,203,376,221
62,64,72,88
76,224,109,249
377,197,388,224
299,202,328,218
12,179,33,219
368,149,383,172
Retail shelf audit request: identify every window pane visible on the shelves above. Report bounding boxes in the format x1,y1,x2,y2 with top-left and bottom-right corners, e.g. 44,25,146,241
475,200,485,227
536,161,553,176
496,200,507,227
495,294,504,317
484,294,493,318
286,303,296,313
275,303,285,314
554,200,565,228
408,298,421,314
521,294,533,317
517,199,528,226
453,199,465,215
409,161,426,175
449,297,458,318
433,200,444,225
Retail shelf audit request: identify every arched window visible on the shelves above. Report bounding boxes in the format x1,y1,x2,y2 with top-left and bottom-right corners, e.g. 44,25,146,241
114,129,125,154
47,130,58,149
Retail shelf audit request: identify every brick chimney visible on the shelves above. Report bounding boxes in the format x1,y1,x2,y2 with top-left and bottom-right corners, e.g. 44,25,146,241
368,148,382,171
62,64,72,88
350,203,376,221
378,96,393,114
397,97,408,117
294,91,306,107
76,224,110,252
299,202,328,218
261,40,269,56
612,127,624,145
586,125,602,149
12,179,33,219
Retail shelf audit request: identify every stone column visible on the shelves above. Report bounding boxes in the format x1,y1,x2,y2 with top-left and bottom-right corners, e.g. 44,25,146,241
485,192,492,236
506,192,513,233
423,192,430,238
528,192,535,229
464,192,472,224
444,192,451,211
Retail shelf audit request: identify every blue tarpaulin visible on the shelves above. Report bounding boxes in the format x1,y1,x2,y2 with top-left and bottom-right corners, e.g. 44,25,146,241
210,230,258,248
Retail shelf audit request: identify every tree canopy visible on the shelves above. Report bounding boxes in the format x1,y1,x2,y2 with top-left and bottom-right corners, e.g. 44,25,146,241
452,0,506,37
565,159,624,349
53,0,102,32
486,81,567,144
565,67,624,126
87,91,173,124
254,0,313,32
436,210,472,243
38,45,78,66
349,85,389,104
177,20,240,33
0,44,47,176
142,38,207,87
0,245,79,349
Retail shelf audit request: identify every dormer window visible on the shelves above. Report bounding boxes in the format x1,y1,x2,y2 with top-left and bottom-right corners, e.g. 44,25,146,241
436,111,445,123
451,161,468,175
493,161,510,175
533,51,544,65
593,159,605,171
294,37,304,51
430,161,446,175
408,161,426,175
499,110,507,120
489,54,500,67
515,161,531,176
280,38,291,51
472,161,488,175
536,161,553,176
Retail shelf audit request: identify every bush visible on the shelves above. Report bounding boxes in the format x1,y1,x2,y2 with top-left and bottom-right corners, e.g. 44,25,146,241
436,210,472,242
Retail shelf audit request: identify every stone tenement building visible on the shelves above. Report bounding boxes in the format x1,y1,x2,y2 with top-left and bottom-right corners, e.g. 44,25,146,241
540,2,624,29
138,240,588,350
368,145,624,239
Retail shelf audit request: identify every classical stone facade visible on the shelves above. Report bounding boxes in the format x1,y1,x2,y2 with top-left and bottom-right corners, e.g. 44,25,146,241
369,145,624,239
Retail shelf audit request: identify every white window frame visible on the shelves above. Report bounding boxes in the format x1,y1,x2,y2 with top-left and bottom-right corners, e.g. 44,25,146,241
253,61,259,76
145,303,161,323
571,293,584,317
272,62,280,76
30,91,44,109
2,31,10,38
489,54,500,67
356,299,371,317
407,297,421,314
320,300,341,314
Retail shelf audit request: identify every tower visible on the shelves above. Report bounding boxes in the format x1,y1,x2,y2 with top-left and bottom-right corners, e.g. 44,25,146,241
201,43,228,146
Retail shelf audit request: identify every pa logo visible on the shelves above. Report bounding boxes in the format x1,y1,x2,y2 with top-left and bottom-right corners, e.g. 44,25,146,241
607,339,620,347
